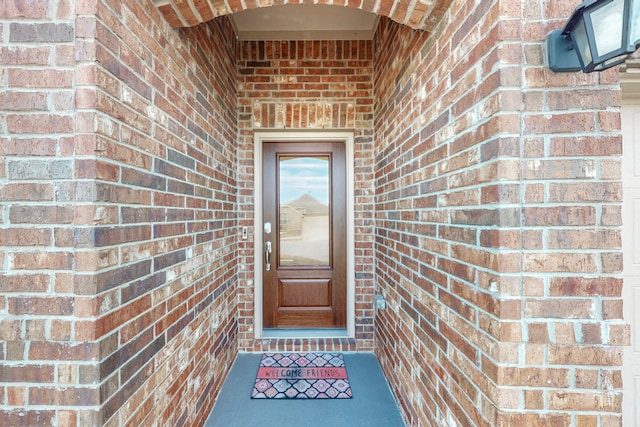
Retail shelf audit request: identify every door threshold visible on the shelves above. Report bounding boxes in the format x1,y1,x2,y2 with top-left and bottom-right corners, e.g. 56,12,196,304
262,328,349,338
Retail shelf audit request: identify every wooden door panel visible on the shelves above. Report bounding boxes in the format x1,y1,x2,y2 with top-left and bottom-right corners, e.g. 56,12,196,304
275,308,334,328
280,279,331,307
263,141,346,329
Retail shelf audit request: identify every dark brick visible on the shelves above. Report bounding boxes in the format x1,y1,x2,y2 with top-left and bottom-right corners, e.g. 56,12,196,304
193,293,213,317
121,272,166,303
166,310,194,342
196,231,213,244
154,249,186,271
168,179,194,195
0,364,55,382
153,223,185,238
121,207,165,224
167,148,195,170
101,356,154,422
93,260,151,294
155,159,185,179
186,120,208,144
121,335,165,382
122,168,166,190
95,44,151,100
94,226,151,247
167,208,194,222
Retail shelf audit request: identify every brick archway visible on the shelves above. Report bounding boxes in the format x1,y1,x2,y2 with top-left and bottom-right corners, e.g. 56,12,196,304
153,0,452,31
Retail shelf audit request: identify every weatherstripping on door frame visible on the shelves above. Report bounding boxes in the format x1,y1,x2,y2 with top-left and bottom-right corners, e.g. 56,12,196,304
253,131,356,339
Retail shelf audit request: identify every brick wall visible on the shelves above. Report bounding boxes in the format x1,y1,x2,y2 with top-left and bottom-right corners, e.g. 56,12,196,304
373,0,626,425
1,0,239,425
1,1,80,425
236,40,377,352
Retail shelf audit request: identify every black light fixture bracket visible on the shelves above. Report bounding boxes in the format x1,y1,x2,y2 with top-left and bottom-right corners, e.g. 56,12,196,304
546,0,640,73
547,30,583,72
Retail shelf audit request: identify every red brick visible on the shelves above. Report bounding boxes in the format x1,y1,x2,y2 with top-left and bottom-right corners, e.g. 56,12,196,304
550,277,623,297
608,324,631,346
29,386,99,406
576,368,599,389
523,253,598,273
28,342,99,361
548,182,622,203
0,411,55,426
549,345,623,366
576,415,598,427
10,251,73,270
24,320,47,340
0,273,50,293
548,390,621,412
523,206,596,226
550,135,622,157
0,364,55,383
50,320,72,340
6,386,27,406
0,228,51,246
94,295,152,338
3,1,50,18
601,252,623,274
500,366,570,388
497,413,572,426
581,323,602,344
554,322,577,344
0,90,49,109
8,296,73,316
6,113,73,134
524,390,544,409
0,138,57,156
8,69,73,88
602,300,624,320
57,411,78,427
525,299,595,319
527,323,549,343
524,112,596,134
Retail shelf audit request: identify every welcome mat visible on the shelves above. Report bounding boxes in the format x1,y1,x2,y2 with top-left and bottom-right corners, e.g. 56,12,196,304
251,353,352,399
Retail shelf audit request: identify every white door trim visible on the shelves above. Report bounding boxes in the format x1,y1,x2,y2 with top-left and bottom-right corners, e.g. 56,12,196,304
621,101,640,426
252,130,355,339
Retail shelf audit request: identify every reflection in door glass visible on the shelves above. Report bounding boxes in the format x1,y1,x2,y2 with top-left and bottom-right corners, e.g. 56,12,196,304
279,156,330,266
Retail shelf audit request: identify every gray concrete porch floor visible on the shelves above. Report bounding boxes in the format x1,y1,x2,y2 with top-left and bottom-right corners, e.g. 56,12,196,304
204,352,406,427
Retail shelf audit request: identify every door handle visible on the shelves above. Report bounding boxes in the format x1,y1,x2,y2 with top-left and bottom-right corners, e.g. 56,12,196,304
265,241,272,271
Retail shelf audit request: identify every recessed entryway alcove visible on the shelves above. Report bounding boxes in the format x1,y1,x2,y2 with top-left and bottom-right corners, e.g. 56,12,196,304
1,0,631,425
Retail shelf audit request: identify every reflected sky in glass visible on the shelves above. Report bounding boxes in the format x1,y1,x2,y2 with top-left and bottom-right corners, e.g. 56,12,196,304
279,157,329,204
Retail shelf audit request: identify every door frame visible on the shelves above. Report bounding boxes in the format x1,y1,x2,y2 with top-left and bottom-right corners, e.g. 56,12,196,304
622,97,640,426
253,130,355,339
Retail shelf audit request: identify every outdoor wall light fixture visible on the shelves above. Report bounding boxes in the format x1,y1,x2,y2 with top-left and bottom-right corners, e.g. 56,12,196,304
547,0,640,73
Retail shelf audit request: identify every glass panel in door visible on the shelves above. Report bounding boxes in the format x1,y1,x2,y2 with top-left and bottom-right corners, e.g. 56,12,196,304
278,156,330,267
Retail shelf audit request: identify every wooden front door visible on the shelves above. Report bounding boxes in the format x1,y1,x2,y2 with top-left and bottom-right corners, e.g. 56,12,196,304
262,141,346,329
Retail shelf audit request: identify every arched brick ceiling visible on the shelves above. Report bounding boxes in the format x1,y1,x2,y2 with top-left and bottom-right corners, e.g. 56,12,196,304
152,0,452,31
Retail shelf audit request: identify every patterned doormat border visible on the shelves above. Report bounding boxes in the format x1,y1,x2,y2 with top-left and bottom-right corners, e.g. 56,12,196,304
251,353,352,399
